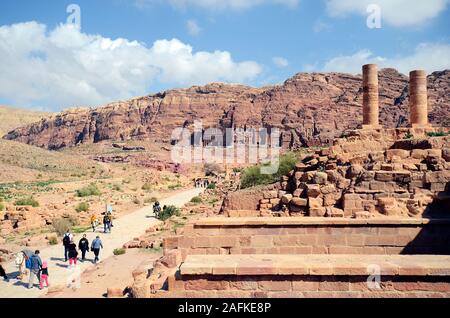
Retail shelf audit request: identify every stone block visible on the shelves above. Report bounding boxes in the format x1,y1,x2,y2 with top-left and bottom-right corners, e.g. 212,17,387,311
309,207,326,217
308,197,323,209
281,194,293,205
263,191,278,199
290,197,308,207
375,171,394,182
312,172,328,185
306,184,321,198
411,149,428,160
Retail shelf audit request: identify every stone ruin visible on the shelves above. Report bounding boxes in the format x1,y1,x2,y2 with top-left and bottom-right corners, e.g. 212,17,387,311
251,65,449,219
129,65,450,298
256,127,449,219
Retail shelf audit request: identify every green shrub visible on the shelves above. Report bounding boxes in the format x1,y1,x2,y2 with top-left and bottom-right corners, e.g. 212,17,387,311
158,205,180,221
190,196,202,204
404,133,414,140
76,184,101,197
15,197,39,207
75,202,90,213
141,183,153,191
113,248,126,256
52,218,72,236
67,215,80,227
207,183,216,190
0,200,4,211
427,131,448,137
240,152,299,189
240,165,277,189
168,183,182,190
48,236,58,245
52,216,79,236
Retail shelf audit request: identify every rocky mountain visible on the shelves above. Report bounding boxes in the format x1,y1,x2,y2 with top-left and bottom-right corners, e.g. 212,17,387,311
3,69,449,150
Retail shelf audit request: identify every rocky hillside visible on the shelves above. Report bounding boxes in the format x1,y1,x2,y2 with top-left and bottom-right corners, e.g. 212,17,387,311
3,69,449,150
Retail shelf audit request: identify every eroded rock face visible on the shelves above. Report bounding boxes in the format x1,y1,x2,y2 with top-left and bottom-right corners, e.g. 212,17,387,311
3,70,450,150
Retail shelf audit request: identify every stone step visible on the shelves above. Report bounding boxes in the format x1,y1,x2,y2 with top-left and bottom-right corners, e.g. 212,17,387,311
170,217,450,257
192,217,450,226
180,254,450,277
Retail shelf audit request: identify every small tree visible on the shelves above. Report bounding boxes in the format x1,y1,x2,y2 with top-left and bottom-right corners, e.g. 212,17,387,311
76,184,101,197
52,218,72,236
75,202,90,213
190,196,202,204
113,248,126,256
158,205,180,221
141,183,153,191
15,197,40,207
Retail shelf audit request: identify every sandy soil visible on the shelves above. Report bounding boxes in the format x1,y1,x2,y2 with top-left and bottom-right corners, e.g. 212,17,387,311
44,248,161,298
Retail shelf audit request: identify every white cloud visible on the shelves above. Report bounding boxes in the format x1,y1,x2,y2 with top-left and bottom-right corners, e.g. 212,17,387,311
186,19,202,36
313,20,331,33
272,56,289,68
0,21,262,110
321,43,450,74
136,0,299,11
326,0,449,27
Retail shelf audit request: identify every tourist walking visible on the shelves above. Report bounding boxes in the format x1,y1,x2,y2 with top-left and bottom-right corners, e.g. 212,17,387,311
103,214,112,233
68,239,78,266
39,261,49,289
62,230,73,262
153,201,161,218
106,204,114,227
90,214,98,232
28,250,42,289
78,234,89,261
0,263,8,282
91,236,103,264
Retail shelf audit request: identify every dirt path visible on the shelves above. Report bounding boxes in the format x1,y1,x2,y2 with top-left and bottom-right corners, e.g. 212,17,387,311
0,187,203,298
45,249,161,298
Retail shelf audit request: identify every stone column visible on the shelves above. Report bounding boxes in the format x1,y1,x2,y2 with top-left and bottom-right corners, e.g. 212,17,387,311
409,70,429,127
362,64,381,129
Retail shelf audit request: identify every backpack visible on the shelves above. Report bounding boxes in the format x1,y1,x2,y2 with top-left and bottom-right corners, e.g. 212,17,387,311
63,234,70,246
25,257,32,269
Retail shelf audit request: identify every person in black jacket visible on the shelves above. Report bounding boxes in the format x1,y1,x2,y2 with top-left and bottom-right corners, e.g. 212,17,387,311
0,263,8,281
78,234,89,261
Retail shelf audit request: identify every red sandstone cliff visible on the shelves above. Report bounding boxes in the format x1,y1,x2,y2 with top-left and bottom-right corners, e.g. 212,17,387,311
3,69,449,150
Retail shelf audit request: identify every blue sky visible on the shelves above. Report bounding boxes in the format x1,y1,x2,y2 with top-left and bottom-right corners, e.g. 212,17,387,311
0,0,449,110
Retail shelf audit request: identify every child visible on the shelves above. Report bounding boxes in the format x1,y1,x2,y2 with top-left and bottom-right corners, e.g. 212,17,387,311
40,261,49,289
68,239,78,266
